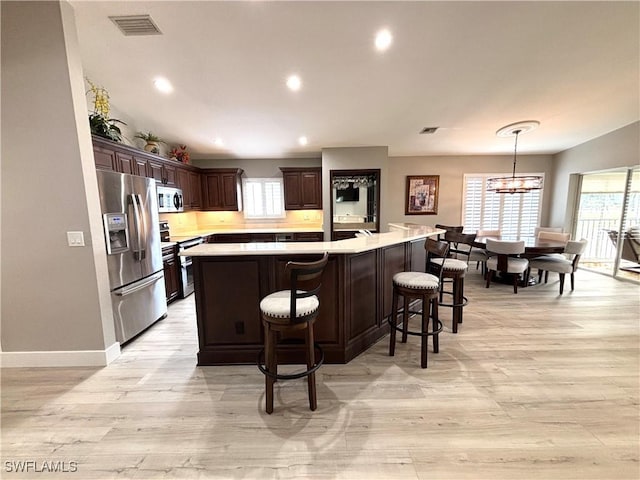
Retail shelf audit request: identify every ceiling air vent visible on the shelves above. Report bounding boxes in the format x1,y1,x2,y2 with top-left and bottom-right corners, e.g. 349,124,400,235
109,15,162,36
420,127,439,135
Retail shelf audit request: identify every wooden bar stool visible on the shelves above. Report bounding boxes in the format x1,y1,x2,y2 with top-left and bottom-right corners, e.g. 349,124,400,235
430,231,475,333
388,238,448,368
257,252,329,414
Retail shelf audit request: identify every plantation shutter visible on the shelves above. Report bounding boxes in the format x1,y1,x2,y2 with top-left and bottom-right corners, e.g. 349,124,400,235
462,174,543,236
242,178,285,219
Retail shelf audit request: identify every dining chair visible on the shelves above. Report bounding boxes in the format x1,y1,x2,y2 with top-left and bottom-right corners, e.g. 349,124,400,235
534,226,563,237
485,239,529,294
468,229,501,274
529,239,588,294
435,224,463,241
537,231,571,242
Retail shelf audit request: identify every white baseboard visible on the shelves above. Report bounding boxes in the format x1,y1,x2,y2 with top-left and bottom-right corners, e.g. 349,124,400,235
0,342,121,367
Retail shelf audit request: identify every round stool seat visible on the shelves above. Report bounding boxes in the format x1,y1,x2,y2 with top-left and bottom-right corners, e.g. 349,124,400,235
392,271,440,290
429,258,468,334
430,257,468,273
260,290,319,319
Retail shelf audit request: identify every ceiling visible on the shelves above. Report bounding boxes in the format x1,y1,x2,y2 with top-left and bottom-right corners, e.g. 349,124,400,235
69,1,639,159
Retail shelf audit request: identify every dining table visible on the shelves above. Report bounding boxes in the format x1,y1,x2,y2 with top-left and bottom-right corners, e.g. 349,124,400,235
471,235,568,286
472,235,567,256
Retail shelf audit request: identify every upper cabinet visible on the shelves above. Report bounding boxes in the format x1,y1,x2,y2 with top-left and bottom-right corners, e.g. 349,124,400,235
145,157,177,186
201,168,243,211
280,167,322,210
176,165,202,210
92,135,196,208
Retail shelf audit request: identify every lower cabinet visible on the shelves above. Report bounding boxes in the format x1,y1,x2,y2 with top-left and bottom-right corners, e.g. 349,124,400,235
332,231,358,241
209,232,323,243
162,244,180,304
293,232,324,242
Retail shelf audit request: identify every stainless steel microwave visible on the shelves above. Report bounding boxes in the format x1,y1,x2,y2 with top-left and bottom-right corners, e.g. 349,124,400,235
157,186,184,213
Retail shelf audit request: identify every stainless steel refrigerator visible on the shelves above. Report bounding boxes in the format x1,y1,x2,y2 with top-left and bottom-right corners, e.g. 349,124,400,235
96,170,167,344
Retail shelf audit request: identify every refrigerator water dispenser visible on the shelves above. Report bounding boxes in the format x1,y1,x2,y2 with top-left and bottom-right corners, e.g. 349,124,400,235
103,213,129,255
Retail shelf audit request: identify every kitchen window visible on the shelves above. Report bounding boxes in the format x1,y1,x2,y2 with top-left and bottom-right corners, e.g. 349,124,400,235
462,173,544,237
242,178,285,219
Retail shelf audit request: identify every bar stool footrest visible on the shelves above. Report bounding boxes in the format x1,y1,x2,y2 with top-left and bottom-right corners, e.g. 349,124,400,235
438,290,469,308
257,340,324,381
387,314,443,337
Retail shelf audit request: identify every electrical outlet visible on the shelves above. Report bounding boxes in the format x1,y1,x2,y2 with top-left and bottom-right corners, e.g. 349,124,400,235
67,231,85,247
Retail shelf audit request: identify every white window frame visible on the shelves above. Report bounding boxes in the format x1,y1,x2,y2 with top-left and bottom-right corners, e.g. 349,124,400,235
241,178,286,220
462,173,545,238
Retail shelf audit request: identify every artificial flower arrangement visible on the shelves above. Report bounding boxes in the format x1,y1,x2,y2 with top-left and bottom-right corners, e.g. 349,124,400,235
169,145,190,163
86,78,125,142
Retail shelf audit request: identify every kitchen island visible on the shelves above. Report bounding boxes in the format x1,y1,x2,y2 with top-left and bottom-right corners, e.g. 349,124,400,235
186,225,443,365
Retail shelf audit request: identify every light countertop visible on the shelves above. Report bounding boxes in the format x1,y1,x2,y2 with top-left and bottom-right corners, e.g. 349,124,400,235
183,225,443,256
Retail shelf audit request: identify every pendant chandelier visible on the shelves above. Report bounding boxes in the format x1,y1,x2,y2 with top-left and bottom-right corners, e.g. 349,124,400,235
487,120,543,194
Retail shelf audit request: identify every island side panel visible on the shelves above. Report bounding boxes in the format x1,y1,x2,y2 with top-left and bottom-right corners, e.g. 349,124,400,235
194,256,271,365
381,243,409,323
344,250,379,360
272,254,345,363
192,239,420,365
193,254,347,365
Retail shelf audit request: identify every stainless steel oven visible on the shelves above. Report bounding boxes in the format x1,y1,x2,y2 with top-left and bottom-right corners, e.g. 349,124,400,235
178,237,204,298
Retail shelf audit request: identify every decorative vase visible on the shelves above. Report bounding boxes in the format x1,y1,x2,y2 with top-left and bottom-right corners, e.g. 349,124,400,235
144,141,160,154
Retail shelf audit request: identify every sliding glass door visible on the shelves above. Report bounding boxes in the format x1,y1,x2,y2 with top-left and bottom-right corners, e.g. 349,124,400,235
574,168,640,281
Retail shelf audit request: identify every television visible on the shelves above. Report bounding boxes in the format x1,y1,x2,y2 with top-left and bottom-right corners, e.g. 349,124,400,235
336,184,360,202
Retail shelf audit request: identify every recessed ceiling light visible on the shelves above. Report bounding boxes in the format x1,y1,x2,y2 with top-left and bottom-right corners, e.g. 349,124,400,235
286,74,302,91
298,136,308,146
214,137,224,147
375,28,393,51
153,77,173,94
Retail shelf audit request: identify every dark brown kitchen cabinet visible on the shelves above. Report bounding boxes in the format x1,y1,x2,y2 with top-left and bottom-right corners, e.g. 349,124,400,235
115,152,135,175
146,158,177,186
201,168,243,211
188,171,202,208
162,244,180,304
93,143,117,171
176,166,202,211
332,230,358,241
210,233,251,243
280,167,322,210
293,232,324,242
92,136,178,186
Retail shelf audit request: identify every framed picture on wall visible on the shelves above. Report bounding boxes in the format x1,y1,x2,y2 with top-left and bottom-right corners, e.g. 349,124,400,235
405,175,439,215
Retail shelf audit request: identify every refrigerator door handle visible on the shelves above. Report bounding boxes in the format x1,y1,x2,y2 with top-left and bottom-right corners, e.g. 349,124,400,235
114,271,164,297
136,194,148,260
130,194,146,260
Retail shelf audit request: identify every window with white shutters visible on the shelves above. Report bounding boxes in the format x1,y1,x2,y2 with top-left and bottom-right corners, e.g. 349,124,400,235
242,178,285,219
462,174,544,237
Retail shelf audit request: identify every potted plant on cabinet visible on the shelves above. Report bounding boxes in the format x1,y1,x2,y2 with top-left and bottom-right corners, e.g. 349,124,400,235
169,144,190,164
135,132,164,154
86,78,126,143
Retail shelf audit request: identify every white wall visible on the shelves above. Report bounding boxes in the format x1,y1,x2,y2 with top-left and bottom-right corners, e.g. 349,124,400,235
1,1,117,364
387,154,555,228
550,121,640,227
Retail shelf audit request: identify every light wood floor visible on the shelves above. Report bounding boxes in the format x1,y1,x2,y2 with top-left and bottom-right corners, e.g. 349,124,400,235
2,268,639,479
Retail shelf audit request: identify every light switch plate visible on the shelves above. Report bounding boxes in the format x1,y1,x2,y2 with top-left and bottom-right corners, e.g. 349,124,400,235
67,231,85,247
